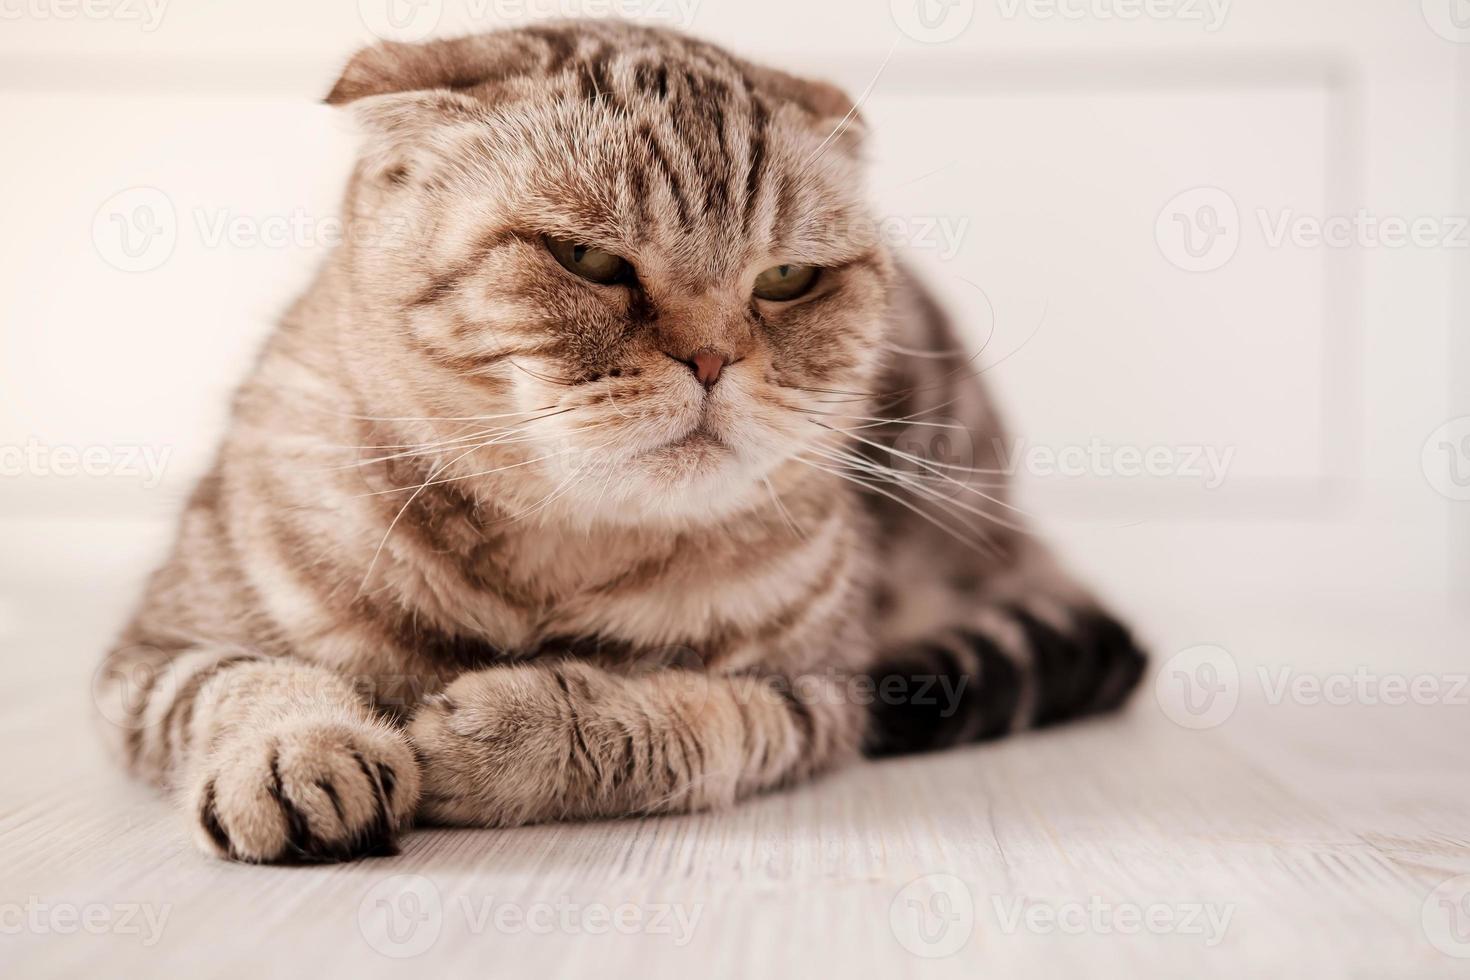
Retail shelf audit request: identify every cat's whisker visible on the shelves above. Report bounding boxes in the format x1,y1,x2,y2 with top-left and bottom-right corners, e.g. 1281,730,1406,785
811,431,1017,487
878,340,970,359
328,409,577,469
502,473,583,525
809,437,1042,537
786,277,1009,418
849,284,1040,424
308,403,561,424
797,35,897,172
356,442,485,597
800,410,973,433
804,442,996,496
809,450,1010,492
601,383,636,421
776,381,881,400
353,423,612,498
324,426,527,466
810,420,1017,482
329,410,570,451
875,158,958,193
590,456,619,516
506,358,582,388
805,442,1032,535
761,476,807,539
494,441,617,526
801,446,1019,549
777,253,1013,424
354,451,544,498
331,431,540,471
792,455,1001,558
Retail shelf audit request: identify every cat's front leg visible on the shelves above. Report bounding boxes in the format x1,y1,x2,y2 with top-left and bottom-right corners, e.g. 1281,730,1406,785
102,647,421,862
407,660,862,827
184,659,422,862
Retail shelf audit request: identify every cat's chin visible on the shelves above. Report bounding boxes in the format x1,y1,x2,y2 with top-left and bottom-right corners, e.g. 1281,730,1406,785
551,447,776,527
633,425,730,464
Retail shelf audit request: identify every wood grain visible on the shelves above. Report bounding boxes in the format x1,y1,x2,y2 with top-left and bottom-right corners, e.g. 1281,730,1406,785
3,582,1468,978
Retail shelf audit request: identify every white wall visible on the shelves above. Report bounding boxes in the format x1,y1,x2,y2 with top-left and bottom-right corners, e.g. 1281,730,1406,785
1,0,1465,622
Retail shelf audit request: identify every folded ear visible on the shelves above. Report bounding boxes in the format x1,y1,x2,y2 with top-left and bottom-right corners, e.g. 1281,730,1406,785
747,65,858,120
324,35,543,106
347,88,487,135
742,63,866,155
332,89,489,185
325,38,524,185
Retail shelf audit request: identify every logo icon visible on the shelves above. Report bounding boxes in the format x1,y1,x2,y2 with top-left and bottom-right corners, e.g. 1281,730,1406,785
889,873,975,958
890,417,975,495
1422,417,1470,501
1423,874,1470,957
358,874,443,957
92,187,177,273
1155,187,1240,272
891,0,976,43
357,0,444,42
1423,0,1470,43
1154,644,1239,729
91,648,179,731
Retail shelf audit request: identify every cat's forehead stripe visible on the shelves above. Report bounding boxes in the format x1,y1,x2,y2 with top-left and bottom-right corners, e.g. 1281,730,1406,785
437,23,841,271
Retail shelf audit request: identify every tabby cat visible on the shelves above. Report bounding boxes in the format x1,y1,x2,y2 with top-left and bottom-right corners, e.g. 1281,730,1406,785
97,20,1145,863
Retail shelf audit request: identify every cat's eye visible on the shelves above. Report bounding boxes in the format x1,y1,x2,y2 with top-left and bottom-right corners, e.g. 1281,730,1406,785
752,263,819,302
544,235,632,285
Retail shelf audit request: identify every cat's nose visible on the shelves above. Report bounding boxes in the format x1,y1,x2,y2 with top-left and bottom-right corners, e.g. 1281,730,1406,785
677,349,729,389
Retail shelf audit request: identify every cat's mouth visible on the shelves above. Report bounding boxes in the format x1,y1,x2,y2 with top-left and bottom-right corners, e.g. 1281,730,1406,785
668,426,725,450
620,416,737,479
642,423,727,456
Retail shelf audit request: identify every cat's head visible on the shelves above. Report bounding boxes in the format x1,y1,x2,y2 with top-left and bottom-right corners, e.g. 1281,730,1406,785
326,21,892,525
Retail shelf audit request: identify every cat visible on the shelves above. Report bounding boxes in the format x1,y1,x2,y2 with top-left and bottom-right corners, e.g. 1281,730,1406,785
96,20,1145,863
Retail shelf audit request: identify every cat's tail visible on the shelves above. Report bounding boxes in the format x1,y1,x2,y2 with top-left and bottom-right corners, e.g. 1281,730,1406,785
862,605,1147,757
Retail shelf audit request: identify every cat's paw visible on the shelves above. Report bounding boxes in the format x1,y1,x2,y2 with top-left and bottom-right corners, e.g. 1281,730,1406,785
406,668,568,827
186,716,420,863
1010,606,1149,725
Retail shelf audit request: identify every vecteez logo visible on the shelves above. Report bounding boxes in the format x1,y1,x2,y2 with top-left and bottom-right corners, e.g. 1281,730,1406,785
892,0,977,43
0,0,169,31
995,0,1230,31
889,874,976,957
1157,187,1470,273
1155,187,1241,272
1154,644,1239,729
1422,0,1470,43
92,187,177,273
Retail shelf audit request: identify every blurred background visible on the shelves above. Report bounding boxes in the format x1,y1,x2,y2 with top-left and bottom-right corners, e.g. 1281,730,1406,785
0,1,1465,679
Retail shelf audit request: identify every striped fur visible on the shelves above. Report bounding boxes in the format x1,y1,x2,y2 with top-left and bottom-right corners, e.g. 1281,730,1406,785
97,21,1143,863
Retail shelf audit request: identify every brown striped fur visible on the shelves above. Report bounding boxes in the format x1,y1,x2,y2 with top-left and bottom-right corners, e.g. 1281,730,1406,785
97,21,1143,863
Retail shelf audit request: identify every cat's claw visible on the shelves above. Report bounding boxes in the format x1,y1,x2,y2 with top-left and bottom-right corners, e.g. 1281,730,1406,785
186,718,420,863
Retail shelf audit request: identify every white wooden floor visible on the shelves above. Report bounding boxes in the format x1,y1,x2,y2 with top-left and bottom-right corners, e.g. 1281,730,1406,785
3,573,1469,979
